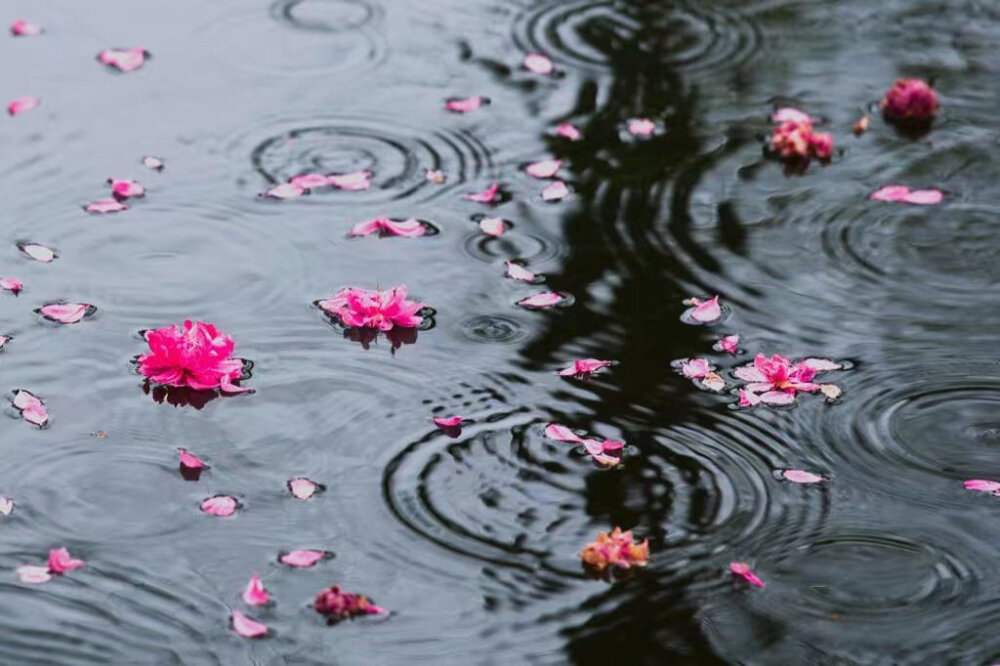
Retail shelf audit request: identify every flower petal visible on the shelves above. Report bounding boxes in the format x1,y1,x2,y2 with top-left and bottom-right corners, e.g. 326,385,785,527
10,20,42,37
17,565,52,584
142,155,164,171
445,96,486,113
504,261,535,282
782,469,826,484
541,180,570,202
479,216,506,237
242,574,270,606
288,477,318,500
525,159,561,179
7,97,39,116
97,47,148,72
760,391,795,405
964,479,1000,494
517,292,564,309
771,107,812,124
902,189,943,205
84,198,129,214
178,448,205,469
729,562,765,588
0,277,23,294
19,243,56,263
870,185,912,202
465,181,499,203
327,171,372,191
690,296,721,323
0,497,13,516
432,415,462,429
231,610,268,638
38,302,91,324
109,179,144,199
545,424,584,443
47,548,85,573
280,549,327,568
263,182,305,199
200,495,238,517
523,53,554,74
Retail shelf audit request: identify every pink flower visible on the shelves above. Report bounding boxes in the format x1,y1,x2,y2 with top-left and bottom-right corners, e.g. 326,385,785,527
12,390,48,426
0,497,13,516
8,97,39,116
557,358,613,378
178,448,205,470
0,277,23,294
683,295,721,323
349,217,426,238
554,123,581,140
734,354,842,406
465,181,500,203
280,549,327,568
288,477,320,500
262,182,305,199
525,159,561,179
770,118,833,161
771,107,812,124
445,96,487,113
327,170,372,191
523,53,554,75
713,335,740,354
19,242,56,262
138,320,251,394
809,131,834,160
504,261,535,282
517,292,566,309
781,469,826,484
541,180,570,201
479,216,506,237
870,185,943,205
580,528,649,572
729,562,764,588
97,47,148,72
11,19,42,36
48,548,85,574
679,358,725,392
964,479,1000,496
432,415,462,429
314,585,387,620
242,574,270,605
109,178,144,199
231,610,269,638
200,495,239,517
38,302,94,324
318,286,424,331
881,79,938,121
627,118,656,137
142,155,164,171
84,198,129,213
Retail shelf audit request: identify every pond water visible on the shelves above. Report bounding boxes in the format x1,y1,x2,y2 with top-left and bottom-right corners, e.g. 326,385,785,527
1,0,999,663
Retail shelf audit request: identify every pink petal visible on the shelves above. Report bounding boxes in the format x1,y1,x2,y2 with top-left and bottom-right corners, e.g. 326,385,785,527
557,359,612,377
47,548,85,574
964,479,1000,494
200,495,238,517
97,48,147,72
242,574,270,606
690,296,721,323
523,53,554,75
263,182,305,200
729,562,765,588
10,19,42,37
681,358,712,378
505,261,535,281
445,96,485,113
39,302,90,324
109,179,144,199
902,189,944,205
819,384,843,400
771,107,812,124
545,424,585,443
280,549,326,568
432,415,463,429
782,469,826,484
465,181,499,203
479,216,506,236
178,448,204,469
349,217,387,237
0,277,23,294
600,439,626,452
84,198,129,213
17,565,52,584
20,243,55,262
738,389,761,407
382,218,426,237
733,365,767,382
0,336,10,350
12,390,41,411
554,123,581,140
800,358,842,371
327,171,372,191
290,173,331,190
22,404,48,426
760,391,795,405
627,118,656,137
582,439,606,457
142,155,164,171
8,97,39,116
870,185,912,202
231,610,269,638
525,159,562,179
702,372,726,392
288,477,318,500
541,180,570,202
517,291,564,309
0,497,13,516
713,335,740,354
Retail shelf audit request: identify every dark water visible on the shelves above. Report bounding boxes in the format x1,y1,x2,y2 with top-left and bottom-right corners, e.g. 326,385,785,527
2,0,1000,663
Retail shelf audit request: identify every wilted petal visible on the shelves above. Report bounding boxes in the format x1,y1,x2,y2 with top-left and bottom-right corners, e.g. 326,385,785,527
142,155,164,171
432,415,462,429
545,424,584,443
288,477,318,500
0,497,13,516
19,243,56,262
10,20,42,37
729,562,765,588
0,278,23,294
84,198,129,213
178,448,205,469
690,296,721,323
964,479,1000,494
903,189,944,205
465,181,500,203
231,610,269,638
7,97,39,116
327,171,372,191
554,123,581,140
523,53,554,74
771,107,812,124
541,180,570,202
38,302,91,324
242,574,270,606
17,565,52,584
200,495,238,517
479,216,506,236
782,469,826,484
505,261,535,282
525,160,561,179
280,549,326,567
445,96,485,113
517,292,564,309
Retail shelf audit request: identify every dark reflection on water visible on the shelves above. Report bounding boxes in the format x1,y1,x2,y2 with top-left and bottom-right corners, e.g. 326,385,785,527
3,0,1000,663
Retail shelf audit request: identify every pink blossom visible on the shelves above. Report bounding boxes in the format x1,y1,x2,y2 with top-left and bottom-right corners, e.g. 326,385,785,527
280,549,327,567
770,117,833,161
12,390,48,426
870,185,943,205
680,358,725,392
479,216,506,236
713,335,740,354
0,497,13,516
200,495,238,517
465,181,500,203
327,170,372,191
0,278,23,294
683,295,721,323
8,97,39,116
84,198,129,213
557,358,613,378
554,123,581,140
525,159,562,179
881,79,938,121
445,96,486,113
517,292,565,309
314,585,387,620
349,217,426,238
97,47,148,72
627,118,656,137
809,132,833,160
964,479,1000,496
178,448,205,470
771,107,812,124
781,469,826,484
19,243,56,262
38,302,93,324
109,178,144,199
142,155,164,171
48,548,85,574
580,528,649,571
318,286,424,331
541,180,570,201
432,415,462,429
504,261,535,281
729,562,764,588
735,354,842,406
231,610,269,638
262,182,305,199
242,574,270,606
138,321,250,394
11,19,42,36
288,477,319,500
523,53,554,75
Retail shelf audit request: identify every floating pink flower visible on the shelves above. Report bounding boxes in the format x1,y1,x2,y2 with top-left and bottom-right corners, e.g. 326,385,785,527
97,47,148,72
349,217,426,238
262,182,305,199
242,574,270,606
580,527,649,572
504,261,535,282
138,320,251,394
771,107,812,124
38,302,94,324
465,181,500,204
870,185,943,205
288,477,320,500
541,180,570,202
781,469,826,484
314,585,387,620
523,53,554,75
525,159,561,179
19,242,56,262
142,155,164,171
318,286,425,331
770,115,833,162
12,390,48,427
964,479,1000,497
557,358,613,378
231,610,268,638
735,354,842,406
17,548,85,584
445,96,487,113
517,292,566,309
627,118,656,137
683,295,721,323
0,497,12,516
8,97,39,116
327,170,372,191
881,78,938,122
554,123,581,140
680,358,725,392
11,19,42,36
729,562,764,588
200,495,238,517
545,423,625,466
84,198,129,214
432,415,462,429
713,335,740,355
109,178,144,199
280,549,327,568
0,278,23,295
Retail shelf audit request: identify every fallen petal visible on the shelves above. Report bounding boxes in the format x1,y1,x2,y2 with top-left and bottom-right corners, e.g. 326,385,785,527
465,181,500,204
554,123,581,140
853,114,870,135
231,610,269,638
142,155,164,171
8,97,39,116
819,384,843,400
545,424,585,443
691,296,721,323
541,180,570,202
10,19,42,37
627,118,656,137
178,448,205,469
702,372,726,392
525,159,561,179
242,574,270,606
479,216,506,236
0,277,23,294
22,403,48,426
38,302,92,324
47,548,85,573
964,479,1000,494
425,169,446,184
280,549,327,568
200,495,238,517
771,107,812,124
759,391,795,405
97,47,148,72
713,335,740,354
505,261,534,281
382,218,426,237
16,565,52,584
517,292,564,309
800,358,842,371
432,415,463,429
109,178,145,200
681,358,712,378
262,182,305,200
19,243,56,262
738,389,761,407
0,497,13,516
445,96,486,113
729,562,765,588
902,189,944,205
782,469,826,484
523,53,554,74
557,358,613,377
84,198,129,214
327,171,372,191
870,185,912,202
288,477,318,500
290,173,331,190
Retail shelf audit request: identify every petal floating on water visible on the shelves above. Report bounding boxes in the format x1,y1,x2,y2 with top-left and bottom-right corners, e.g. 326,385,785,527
231,610,269,638
10,19,42,37
288,477,318,500
280,549,327,568
541,180,570,201
200,495,238,517
479,216,506,236
0,277,23,294
16,565,52,584
445,96,486,113
84,198,129,214
97,47,148,72
525,159,561,179
432,415,463,429
782,469,826,484
729,562,765,588
7,97,39,116
38,302,92,324
19,242,56,262
109,178,145,199
504,261,534,281
242,574,270,606
517,292,564,309
523,53,554,74
465,181,500,204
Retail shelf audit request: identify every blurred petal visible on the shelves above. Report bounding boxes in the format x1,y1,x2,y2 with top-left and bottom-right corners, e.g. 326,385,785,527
782,469,826,484
231,610,268,638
